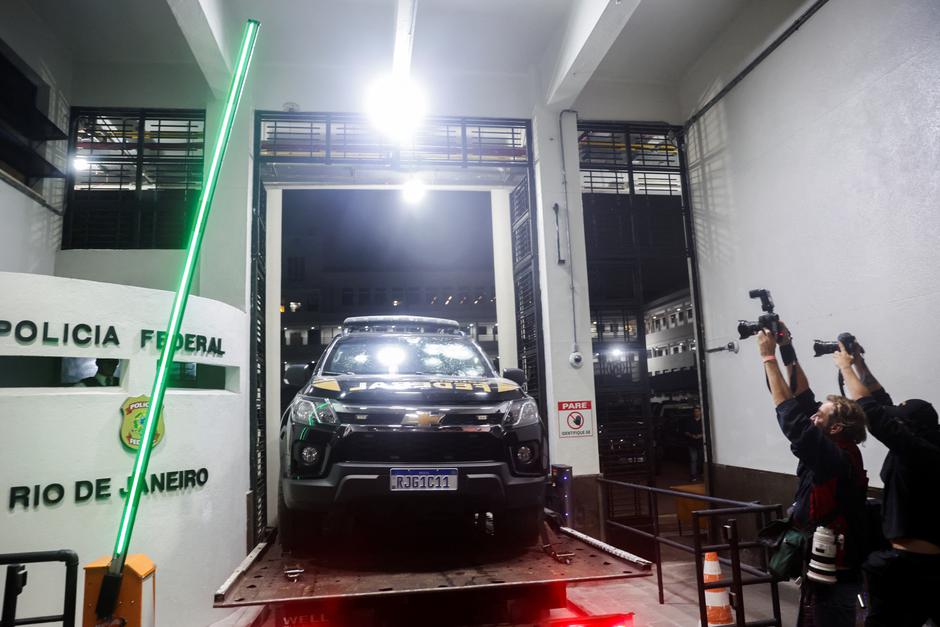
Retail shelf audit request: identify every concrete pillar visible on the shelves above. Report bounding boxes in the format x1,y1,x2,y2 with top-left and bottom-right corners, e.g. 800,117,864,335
490,189,517,371
264,188,283,525
531,106,599,476
198,84,255,311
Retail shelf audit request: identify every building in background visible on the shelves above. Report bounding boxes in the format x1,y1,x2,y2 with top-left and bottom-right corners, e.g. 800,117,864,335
279,189,500,372
644,289,697,401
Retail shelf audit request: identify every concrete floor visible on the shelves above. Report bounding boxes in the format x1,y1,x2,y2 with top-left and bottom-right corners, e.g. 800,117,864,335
568,560,800,627
212,560,801,626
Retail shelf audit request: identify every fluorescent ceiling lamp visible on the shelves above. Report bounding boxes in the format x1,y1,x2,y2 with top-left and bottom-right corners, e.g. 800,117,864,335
401,176,426,203
73,157,90,171
366,74,426,143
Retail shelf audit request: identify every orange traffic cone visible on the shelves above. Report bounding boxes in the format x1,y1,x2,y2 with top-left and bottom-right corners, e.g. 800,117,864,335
703,551,734,626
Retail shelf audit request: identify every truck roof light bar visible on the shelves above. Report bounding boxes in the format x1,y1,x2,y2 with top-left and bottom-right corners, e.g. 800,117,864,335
342,315,463,335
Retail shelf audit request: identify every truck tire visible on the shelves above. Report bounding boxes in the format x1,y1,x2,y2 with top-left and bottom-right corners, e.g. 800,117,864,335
499,506,544,546
277,486,322,554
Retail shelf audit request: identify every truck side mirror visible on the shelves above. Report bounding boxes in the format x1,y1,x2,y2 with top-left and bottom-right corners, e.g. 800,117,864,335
283,363,310,389
502,368,526,388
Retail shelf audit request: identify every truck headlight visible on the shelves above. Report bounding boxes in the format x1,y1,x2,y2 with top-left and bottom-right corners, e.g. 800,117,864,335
291,396,338,425
504,398,539,428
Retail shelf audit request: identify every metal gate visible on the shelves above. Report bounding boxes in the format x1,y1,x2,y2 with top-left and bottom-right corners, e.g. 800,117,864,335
247,143,268,548
247,112,544,546
509,173,545,416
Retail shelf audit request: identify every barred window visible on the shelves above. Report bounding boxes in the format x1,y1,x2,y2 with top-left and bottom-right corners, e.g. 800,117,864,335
63,108,205,249
578,124,682,197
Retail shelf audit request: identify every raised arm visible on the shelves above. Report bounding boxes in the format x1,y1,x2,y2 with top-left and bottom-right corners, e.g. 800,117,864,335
776,322,810,397
759,329,793,406
767,329,846,479
833,346,869,401
850,341,892,405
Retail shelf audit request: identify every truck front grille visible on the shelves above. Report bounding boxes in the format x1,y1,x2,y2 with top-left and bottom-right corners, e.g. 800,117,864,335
335,411,505,426
335,431,503,463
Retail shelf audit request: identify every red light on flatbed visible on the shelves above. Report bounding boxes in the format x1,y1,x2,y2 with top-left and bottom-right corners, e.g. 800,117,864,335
543,613,634,627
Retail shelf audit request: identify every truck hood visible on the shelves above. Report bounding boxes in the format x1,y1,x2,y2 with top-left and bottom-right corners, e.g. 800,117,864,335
300,375,527,404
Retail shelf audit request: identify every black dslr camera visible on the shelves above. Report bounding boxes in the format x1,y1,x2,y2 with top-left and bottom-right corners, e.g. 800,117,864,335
813,332,858,357
737,289,784,341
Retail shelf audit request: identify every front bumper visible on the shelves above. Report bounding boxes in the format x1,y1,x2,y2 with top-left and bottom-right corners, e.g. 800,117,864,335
283,461,545,513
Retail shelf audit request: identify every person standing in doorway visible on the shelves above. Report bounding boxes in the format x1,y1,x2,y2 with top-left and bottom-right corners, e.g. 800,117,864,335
76,358,120,387
684,405,704,482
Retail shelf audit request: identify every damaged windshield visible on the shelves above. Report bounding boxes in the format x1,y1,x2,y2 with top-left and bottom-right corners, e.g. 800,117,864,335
323,335,493,378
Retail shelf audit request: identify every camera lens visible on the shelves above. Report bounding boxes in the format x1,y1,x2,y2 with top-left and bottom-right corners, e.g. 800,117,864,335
813,341,839,357
737,321,759,340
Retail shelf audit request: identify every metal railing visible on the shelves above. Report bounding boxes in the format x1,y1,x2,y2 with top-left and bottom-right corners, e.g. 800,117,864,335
1,550,78,627
598,478,784,627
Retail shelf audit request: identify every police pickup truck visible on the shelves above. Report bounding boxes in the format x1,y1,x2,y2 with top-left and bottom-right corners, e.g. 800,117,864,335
279,316,548,551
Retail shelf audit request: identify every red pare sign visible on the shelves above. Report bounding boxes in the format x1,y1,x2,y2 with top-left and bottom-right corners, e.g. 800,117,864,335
557,400,594,438
558,400,592,411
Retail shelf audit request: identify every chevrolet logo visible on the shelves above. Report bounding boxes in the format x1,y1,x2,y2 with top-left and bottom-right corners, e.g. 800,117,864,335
403,411,444,426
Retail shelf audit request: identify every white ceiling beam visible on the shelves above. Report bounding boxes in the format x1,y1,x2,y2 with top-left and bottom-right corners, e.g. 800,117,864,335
165,0,231,98
544,0,641,109
392,0,418,77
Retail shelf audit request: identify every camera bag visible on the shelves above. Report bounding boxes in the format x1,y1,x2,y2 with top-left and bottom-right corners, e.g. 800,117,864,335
757,517,811,581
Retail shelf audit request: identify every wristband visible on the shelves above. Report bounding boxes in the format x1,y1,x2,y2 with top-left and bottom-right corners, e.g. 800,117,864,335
779,343,797,366
762,355,777,363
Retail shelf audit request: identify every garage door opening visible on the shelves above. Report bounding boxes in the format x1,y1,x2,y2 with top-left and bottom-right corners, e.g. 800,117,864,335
246,112,543,545
277,188,499,409
578,122,702,491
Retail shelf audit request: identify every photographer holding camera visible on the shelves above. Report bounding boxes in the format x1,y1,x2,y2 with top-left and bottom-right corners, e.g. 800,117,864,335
757,325,869,626
833,344,940,627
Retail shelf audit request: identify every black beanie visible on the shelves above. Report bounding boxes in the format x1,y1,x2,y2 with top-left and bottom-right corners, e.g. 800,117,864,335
885,399,939,433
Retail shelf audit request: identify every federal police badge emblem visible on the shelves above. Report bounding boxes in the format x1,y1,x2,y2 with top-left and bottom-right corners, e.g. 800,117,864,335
120,395,166,451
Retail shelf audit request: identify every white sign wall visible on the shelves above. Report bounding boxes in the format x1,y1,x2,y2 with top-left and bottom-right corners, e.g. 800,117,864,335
0,271,249,626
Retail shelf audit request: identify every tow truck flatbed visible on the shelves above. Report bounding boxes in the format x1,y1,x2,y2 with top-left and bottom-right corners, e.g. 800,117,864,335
215,523,650,625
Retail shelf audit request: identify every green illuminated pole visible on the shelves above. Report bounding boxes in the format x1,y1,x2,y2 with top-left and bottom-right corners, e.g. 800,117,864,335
103,19,259,583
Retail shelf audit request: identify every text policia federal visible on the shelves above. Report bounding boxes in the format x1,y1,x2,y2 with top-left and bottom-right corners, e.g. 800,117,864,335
0,319,225,356
7,468,209,510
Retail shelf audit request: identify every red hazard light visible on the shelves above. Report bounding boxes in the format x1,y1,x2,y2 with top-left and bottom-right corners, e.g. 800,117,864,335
543,613,634,627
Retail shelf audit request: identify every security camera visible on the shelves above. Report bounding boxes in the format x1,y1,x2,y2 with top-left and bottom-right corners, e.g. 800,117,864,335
569,352,584,368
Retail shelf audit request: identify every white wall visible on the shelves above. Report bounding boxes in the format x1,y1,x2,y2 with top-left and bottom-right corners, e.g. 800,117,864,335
70,61,211,109
0,2,72,98
682,0,940,485
198,84,255,311
574,79,681,124
55,249,194,293
0,1,71,267
678,0,808,119
0,272,249,626
0,180,61,275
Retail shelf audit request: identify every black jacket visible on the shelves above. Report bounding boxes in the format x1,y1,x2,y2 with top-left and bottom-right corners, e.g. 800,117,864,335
776,389,868,569
859,392,940,547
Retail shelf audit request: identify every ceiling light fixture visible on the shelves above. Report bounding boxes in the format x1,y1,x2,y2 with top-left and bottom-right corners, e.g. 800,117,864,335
366,74,426,143
366,0,425,142
401,175,426,203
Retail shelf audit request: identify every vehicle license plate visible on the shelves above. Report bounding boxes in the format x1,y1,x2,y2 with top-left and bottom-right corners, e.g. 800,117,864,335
389,468,458,491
